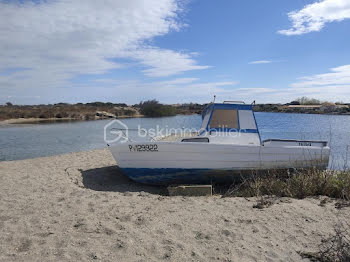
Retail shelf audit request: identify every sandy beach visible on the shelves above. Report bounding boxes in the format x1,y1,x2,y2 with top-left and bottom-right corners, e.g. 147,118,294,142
0,115,144,126
0,118,78,126
0,148,349,261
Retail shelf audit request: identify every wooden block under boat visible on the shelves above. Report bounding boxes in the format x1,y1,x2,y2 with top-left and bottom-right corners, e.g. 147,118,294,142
167,185,212,196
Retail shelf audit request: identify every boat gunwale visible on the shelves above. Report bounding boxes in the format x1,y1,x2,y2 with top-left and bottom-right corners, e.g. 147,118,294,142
114,140,330,150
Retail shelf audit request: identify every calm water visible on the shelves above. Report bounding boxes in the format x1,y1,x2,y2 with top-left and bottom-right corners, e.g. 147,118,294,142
1,113,350,168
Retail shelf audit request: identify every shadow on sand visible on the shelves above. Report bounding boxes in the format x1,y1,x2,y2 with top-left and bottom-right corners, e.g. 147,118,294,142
81,166,167,195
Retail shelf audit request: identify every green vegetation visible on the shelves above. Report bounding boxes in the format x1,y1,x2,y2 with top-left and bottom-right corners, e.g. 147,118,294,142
0,102,139,121
0,100,185,121
137,100,176,117
173,103,206,115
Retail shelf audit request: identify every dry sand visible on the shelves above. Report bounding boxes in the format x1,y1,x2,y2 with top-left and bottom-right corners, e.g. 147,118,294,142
0,148,349,261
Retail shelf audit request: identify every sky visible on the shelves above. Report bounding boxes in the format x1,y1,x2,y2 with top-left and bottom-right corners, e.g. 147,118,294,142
0,0,350,105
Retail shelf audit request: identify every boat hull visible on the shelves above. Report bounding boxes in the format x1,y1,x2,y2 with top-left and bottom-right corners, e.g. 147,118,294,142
109,141,330,185
119,168,239,185
118,167,315,185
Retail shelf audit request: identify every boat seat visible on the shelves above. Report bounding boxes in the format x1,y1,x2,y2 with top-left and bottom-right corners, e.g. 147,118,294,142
181,137,209,143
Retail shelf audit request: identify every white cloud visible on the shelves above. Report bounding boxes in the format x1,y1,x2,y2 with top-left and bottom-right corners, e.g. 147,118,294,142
279,0,350,35
66,78,240,104
156,78,199,85
144,65,350,104
145,83,275,104
132,48,210,77
291,64,350,87
248,60,272,64
235,88,275,93
0,0,209,98
287,64,350,101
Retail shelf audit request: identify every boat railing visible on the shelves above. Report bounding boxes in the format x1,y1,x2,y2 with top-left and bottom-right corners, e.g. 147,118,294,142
223,101,245,104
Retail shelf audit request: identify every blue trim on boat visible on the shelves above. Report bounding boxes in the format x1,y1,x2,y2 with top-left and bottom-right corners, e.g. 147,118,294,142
237,109,241,130
201,104,213,119
202,103,258,134
252,108,261,144
198,129,206,136
119,167,237,185
205,103,215,131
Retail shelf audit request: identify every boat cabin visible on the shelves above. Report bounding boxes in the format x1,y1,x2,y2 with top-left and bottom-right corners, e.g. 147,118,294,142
198,102,261,145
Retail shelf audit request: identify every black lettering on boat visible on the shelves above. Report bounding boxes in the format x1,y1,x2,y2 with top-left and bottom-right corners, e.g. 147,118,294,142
129,144,158,152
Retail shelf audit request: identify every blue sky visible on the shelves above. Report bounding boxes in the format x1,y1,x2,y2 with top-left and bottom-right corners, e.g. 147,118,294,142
0,0,350,104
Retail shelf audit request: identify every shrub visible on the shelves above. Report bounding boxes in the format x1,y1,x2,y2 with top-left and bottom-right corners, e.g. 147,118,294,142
139,100,176,117
123,109,136,116
38,111,51,118
297,97,321,105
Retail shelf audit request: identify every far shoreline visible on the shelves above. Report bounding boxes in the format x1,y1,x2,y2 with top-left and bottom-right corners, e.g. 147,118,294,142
2,110,350,127
1,100,349,126
0,115,145,126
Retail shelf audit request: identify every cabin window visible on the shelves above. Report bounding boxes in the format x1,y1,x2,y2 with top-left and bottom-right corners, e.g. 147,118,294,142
238,110,257,129
209,109,239,129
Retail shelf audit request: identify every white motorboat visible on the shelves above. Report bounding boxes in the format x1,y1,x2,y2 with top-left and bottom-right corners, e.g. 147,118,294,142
109,101,330,185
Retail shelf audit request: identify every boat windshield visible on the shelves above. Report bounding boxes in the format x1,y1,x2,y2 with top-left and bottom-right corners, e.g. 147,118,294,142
209,109,239,129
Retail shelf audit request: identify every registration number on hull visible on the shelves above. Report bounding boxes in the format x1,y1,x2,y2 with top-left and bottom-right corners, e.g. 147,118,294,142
129,144,158,152
298,142,312,146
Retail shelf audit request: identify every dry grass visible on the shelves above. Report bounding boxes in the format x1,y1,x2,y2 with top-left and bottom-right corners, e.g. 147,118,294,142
301,222,350,262
222,168,350,202
318,224,350,262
